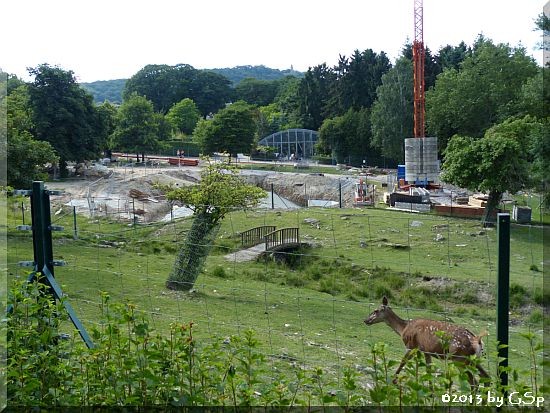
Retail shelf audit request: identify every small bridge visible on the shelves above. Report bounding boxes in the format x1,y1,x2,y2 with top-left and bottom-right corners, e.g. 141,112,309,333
227,226,305,262
241,225,276,248
264,227,301,252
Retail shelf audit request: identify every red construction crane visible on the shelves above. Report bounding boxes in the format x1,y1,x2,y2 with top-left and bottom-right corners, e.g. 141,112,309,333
413,0,425,138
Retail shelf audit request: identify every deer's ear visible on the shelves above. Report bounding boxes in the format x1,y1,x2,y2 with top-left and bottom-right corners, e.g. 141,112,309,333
382,296,388,306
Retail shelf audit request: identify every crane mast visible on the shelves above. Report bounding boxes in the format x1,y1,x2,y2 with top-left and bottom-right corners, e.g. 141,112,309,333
413,0,425,138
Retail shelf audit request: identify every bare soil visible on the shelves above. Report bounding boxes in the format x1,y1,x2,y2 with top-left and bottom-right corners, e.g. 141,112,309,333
47,164,374,222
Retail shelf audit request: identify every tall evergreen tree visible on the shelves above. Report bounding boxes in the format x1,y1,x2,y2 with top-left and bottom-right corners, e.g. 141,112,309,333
371,57,414,163
297,63,336,130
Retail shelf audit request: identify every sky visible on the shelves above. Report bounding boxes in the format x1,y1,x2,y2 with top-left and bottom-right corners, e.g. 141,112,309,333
2,0,546,83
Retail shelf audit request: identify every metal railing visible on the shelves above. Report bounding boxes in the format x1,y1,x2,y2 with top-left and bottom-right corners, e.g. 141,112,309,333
240,225,276,247
264,227,300,251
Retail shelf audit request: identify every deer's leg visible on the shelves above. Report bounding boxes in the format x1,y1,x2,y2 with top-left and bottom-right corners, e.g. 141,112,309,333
466,370,477,389
424,353,435,394
424,353,432,371
393,349,415,383
476,364,490,387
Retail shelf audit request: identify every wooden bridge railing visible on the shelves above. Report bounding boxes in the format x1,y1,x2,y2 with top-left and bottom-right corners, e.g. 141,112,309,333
241,225,276,247
264,227,300,251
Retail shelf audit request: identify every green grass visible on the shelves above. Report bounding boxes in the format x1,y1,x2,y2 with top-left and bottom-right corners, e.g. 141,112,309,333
5,196,545,387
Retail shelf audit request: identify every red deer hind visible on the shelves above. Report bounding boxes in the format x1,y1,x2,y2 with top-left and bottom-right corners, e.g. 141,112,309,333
364,296,489,386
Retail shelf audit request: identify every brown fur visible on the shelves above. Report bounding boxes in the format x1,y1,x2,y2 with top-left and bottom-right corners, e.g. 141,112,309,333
364,297,489,386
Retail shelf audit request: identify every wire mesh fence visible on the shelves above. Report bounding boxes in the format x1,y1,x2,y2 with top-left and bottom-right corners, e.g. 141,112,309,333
6,195,545,384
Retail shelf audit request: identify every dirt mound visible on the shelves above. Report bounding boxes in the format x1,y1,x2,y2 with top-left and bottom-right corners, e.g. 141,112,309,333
48,168,200,223
241,171,357,207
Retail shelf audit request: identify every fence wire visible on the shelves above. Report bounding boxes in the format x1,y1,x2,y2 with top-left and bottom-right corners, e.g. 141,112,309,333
6,197,545,383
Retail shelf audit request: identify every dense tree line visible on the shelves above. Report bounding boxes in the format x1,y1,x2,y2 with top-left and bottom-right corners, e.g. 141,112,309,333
123,64,233,116
5,19,547,211
80,66,304,104
209,65,303,85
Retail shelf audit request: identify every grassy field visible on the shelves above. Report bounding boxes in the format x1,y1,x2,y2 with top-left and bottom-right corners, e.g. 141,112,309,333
5,195,546,388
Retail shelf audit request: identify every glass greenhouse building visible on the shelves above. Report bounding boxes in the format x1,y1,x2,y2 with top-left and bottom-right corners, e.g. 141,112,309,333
257,129,319,160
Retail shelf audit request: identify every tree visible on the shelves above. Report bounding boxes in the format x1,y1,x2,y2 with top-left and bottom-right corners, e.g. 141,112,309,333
192,70,234,116
296,63,337,130
256,103,285,139
504,68,546,120
401,43,442,89
96,101,118,155
7,83,58,188
534,12,550,57
7,73,25,94
28,64,106,176
123,64,233,116
195,101,256,158
8,131,58,189
529,118,550,207
123,64,191,113
317,108,374,166
159,160,265,290
272,76,302,129
437,42,470,71
426,38,539,149
441,116,541,225
165,98,201,135
111,93,169,161
6,85,33,133
234,78,279,106
371,57,413,163
328,49,391,115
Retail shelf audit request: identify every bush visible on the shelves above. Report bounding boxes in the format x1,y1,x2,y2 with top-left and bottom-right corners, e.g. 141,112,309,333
386,274,406,290
373,282,393,300
528,309,543,324
529,264,540,272
532,288,549,306
510,283,529,309
211,266,227,278
319,278,341,295
307,266,323,281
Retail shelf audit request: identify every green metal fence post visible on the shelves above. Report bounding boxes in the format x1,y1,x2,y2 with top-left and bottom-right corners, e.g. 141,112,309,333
73,206,78,240
23,181,94,348
497,213,510,393
30,181,55,297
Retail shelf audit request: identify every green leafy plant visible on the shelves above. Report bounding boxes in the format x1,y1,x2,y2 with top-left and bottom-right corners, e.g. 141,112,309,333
6,278,545,407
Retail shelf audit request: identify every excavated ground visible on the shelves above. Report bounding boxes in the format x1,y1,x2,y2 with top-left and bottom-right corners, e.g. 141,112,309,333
47,164,376,222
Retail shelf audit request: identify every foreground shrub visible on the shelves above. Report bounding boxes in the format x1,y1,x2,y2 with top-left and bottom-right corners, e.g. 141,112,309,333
6,278,546,407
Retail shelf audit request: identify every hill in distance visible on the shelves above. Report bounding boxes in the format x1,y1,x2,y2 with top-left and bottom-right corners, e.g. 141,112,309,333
81,65,304,104
209,65,303,85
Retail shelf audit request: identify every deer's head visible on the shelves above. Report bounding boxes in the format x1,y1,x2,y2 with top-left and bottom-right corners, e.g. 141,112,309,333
364,296,391,325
